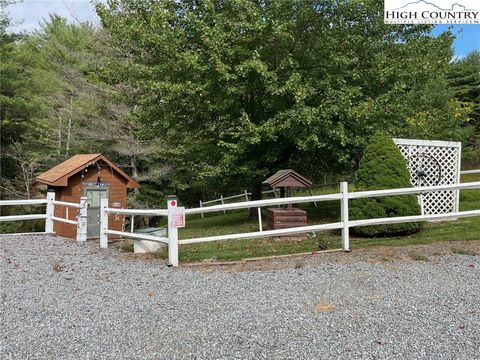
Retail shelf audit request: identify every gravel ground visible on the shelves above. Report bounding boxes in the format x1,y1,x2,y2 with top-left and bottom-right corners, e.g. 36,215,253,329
1,234,479,360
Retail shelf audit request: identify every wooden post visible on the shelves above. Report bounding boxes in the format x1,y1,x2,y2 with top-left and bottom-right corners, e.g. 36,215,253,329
99,198,108,248
287,187,292,210
45,192,55,233
130,214,134,233
76,196,88,242
340,182,350,252
167,195,179,267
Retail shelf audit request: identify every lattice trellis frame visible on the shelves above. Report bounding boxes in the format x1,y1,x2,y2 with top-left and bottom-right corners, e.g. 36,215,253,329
393,139,461,215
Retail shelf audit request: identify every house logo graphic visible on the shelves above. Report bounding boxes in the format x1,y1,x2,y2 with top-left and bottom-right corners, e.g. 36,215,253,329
384,0,480,24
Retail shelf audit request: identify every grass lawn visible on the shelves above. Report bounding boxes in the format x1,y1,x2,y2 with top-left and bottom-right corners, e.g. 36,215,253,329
139,173,479,262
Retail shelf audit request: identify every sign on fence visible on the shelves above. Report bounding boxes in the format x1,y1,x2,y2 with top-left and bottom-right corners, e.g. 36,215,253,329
169,207,185,228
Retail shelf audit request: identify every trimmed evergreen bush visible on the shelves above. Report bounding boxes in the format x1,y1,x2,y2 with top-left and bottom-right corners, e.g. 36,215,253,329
350,132,422,237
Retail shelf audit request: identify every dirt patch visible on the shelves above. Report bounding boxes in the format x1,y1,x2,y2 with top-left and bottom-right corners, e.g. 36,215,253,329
314,302,337,313
190,240,479,272
110,237,479,272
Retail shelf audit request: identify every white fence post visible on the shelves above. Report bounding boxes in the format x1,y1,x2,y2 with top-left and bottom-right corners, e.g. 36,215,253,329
340,182,350,252
167,195,179,267
99,198,108,248
245,190,251,210
199,200,204,218
257,207,263,232
76,196,88,242
45,191,55,233
309,188,318,208
220,195,226,214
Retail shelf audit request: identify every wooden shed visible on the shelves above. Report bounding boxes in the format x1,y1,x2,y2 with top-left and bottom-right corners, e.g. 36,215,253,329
36,154,139,239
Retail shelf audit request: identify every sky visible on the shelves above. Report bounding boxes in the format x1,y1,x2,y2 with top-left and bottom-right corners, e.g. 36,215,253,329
5,0,480,57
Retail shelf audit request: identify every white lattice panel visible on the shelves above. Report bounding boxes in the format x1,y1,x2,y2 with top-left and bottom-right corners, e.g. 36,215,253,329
393,139,461,215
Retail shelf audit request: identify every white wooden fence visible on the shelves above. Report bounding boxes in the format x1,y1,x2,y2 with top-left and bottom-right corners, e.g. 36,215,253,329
0,192,88,241
199,189,279,217
2,178,479,266
199,185,330,216
99,181,480,267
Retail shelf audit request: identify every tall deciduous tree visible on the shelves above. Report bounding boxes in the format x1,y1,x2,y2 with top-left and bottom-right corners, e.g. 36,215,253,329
448,51,480,161
449,51,480,126
96,0,465,213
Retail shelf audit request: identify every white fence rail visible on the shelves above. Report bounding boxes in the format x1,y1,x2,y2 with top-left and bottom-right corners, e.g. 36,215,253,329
199,189,279,217
0,192,87,241
0,214,48,222
98,181,480,267
460,169,480,175
0,199,48,206
199,185,340,215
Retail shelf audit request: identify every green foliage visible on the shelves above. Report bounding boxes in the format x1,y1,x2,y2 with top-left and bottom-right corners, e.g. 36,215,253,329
450,247,476,256
350,133,422,237
96,0,464,200
409,253,429,261
448,51,480,126
1,15,91,197
0,221,21,234
448,51,480,162
0,10,163,204
1,1,476,210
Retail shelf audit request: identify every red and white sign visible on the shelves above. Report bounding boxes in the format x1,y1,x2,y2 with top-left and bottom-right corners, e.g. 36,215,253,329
169,207,185,228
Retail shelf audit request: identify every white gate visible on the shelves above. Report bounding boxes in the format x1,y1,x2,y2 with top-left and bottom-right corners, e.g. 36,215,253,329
393,139,461,215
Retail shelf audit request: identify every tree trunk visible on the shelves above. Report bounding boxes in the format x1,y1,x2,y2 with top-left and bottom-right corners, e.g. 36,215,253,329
130,156,139,194
65,118,71,157
248,178,263,220
57,114,62,155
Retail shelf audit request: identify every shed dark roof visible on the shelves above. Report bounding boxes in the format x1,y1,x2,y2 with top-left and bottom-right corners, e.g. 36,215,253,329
36,154,140,188
262,169,312,188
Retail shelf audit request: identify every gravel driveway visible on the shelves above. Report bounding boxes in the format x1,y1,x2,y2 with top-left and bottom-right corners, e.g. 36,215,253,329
1,234,479,359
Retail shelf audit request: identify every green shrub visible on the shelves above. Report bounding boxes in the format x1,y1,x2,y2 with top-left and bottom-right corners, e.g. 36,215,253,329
350,132,422,237
0,221,21,234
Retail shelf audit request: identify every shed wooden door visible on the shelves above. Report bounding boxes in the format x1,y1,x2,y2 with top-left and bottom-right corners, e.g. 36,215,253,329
85,188,109,238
